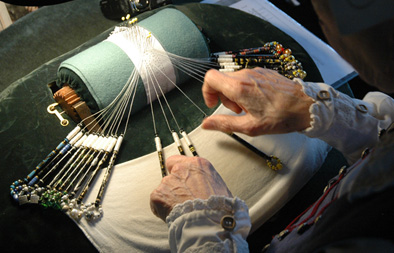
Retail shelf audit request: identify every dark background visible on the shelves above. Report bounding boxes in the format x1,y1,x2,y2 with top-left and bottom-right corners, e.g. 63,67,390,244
269,0,384,100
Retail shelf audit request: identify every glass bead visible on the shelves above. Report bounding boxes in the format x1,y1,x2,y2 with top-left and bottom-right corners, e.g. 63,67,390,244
62,205,70,212
85,211,93,219
284,48,292,55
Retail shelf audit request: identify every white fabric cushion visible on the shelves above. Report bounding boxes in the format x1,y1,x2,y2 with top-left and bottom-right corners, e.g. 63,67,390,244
74,105,331,252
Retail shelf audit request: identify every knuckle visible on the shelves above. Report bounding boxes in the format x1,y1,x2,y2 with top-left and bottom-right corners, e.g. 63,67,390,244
161,175,173,184
243,123,261,136
170,164,183,174
150,189,162,203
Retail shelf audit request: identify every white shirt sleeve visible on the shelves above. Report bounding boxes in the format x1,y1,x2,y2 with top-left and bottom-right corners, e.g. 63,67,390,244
166,196,251,253
297,79,394,164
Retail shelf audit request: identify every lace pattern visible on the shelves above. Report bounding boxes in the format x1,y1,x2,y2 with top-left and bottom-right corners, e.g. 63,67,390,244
166,196,248,227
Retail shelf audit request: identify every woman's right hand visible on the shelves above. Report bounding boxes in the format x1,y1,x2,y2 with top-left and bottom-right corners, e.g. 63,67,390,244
202,67,314,136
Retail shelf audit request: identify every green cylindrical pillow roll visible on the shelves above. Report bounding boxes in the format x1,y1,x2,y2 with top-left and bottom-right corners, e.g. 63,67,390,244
57,8,210,113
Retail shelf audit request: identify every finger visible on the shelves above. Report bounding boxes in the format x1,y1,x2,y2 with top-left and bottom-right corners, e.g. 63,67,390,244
202,114,257,135
219,94,243,114
165,155,191,174
150,190,170,221
202,69,234,108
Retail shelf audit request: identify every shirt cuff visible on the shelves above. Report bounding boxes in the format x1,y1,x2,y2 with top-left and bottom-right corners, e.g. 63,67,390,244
295,79,380,164
167,196,251,252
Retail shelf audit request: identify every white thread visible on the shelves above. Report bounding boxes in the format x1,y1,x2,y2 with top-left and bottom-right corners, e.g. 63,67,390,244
75,134,88,148
114,136,123,152
97,137,106,151
91,157,99,166
66,126,81,140
87,135,99,149
106,26,176,104
224,65,242,70
217,58,234,63
155,136,162,152
172,132,182,146
219,68,235,72
69,132,84,145
212,52,226,56
181,130,192,146
82,134,94,147
220,62,237,66
101,137,110,150
106,137,118,153
218,54,234,58
93,136,104,150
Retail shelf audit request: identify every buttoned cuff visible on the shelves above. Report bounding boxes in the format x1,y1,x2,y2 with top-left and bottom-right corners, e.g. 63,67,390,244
295,79,380,164
167,196,251,252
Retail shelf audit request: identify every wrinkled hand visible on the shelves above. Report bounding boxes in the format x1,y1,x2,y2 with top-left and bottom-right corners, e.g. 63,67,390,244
202,68,314,136
150,155,232,221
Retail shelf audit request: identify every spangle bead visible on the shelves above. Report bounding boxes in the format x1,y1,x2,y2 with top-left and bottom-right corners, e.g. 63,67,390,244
62,204,70,212
19,195,29,205
30,194,39,204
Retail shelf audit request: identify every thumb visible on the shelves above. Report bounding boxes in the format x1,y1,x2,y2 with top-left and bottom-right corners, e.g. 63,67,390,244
202,114,251,134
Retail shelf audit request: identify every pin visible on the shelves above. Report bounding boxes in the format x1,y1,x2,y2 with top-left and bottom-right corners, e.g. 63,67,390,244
47,103,69,126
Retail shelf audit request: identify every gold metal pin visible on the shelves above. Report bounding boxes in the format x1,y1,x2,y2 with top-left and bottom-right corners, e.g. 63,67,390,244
47,103,69,126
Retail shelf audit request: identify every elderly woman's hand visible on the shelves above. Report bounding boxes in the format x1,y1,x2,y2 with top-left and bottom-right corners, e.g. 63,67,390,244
202,68,314,136
150,155,232,221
